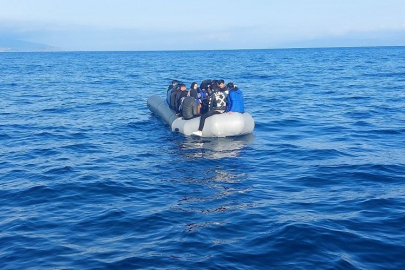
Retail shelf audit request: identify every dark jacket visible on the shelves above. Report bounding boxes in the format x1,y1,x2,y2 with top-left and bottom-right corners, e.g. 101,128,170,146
181,96,199,120
170,88,180,110
175,90,188,113
225,87,244,113
210,89,228,111
189,88,198,99
167,83,178,106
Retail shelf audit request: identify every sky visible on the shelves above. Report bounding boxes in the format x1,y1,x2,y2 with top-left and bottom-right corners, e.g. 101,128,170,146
1,0,405,51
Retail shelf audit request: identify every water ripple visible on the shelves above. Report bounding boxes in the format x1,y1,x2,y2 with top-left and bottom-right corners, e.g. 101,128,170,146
1,48,405,269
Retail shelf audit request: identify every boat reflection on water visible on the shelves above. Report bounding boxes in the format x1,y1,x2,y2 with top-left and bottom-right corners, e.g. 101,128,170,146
178,133,255,159
173,134,256,237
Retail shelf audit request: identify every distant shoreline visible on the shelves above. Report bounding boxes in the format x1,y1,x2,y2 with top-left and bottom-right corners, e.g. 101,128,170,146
1,45,404,53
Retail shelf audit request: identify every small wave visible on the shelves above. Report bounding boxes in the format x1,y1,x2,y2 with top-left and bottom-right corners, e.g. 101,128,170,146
271,118,307,127
126,74,140,78
3,82,18,87
0,133,12,140
5,185,60,206
127,119,152,128
61,143,100,153
369,128,402,135
44,166,75,175
363,71,405,79
315,164,405,184
30,147,59,157
300,148,354,161
95,101,115,106
353,120,372,127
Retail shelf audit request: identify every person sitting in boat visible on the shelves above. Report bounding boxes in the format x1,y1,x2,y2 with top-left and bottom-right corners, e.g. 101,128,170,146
200,95,209,114
188,82,202,114
218,79,227,92
199,80,212,114
192,79,229,137
169,83,181,110
225,83,244,114
200,79,212,93
174,84,188,114
207,79,218,98
208,79,228,111
166,80,178,106
180,85,200,120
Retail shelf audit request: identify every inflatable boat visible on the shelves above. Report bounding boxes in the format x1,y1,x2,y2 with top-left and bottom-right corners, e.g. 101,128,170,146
147,95,255,137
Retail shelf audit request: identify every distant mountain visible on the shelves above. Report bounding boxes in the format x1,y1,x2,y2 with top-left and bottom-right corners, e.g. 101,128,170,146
0,38,60,52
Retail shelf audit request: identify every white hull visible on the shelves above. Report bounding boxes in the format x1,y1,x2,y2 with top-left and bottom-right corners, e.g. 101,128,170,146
147,95,255,137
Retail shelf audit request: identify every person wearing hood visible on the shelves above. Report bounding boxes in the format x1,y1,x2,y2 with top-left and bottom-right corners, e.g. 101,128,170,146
180,83,201,120
174,84,188,114
166,80,178,106
225,82,244,114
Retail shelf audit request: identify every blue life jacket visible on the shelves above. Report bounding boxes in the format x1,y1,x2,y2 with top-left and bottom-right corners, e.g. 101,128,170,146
197,88,207,103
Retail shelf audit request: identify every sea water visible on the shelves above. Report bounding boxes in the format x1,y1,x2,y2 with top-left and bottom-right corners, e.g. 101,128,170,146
1,47,405,269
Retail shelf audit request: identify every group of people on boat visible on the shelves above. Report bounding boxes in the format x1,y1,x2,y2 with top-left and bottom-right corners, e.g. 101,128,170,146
166,79,245,136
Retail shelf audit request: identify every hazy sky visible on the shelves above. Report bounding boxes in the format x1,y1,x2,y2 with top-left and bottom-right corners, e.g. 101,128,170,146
1,0,405,51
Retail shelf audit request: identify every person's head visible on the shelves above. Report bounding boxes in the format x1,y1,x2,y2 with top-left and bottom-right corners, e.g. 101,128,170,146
172,80,178,85
190,82,198,90
211,80,219,91
218,79,225,89
200,79,212,90
179,84,187,91
227,82,234,89
190,89,198,98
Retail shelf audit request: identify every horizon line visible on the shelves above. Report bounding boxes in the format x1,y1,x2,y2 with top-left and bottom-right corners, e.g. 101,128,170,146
1,44,404,53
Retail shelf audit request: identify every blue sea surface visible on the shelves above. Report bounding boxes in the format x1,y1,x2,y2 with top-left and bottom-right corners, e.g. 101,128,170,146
1,47,405,269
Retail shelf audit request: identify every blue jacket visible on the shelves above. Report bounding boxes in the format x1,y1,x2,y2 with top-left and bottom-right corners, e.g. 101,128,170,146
225,87,244,113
